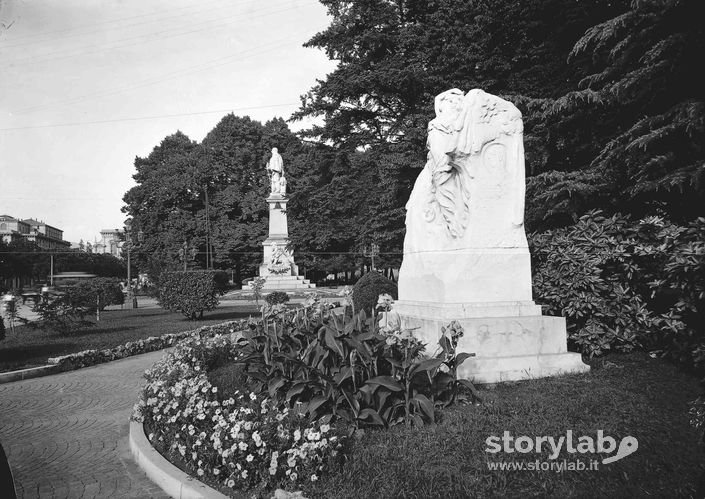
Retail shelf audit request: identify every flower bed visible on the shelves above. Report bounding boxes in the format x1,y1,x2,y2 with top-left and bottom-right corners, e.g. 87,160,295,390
134,292,483,497
47,320,247,372
133,333,344,496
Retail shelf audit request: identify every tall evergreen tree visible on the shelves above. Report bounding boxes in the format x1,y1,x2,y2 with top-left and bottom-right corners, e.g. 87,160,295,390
528,0,705,226
294,0,628,235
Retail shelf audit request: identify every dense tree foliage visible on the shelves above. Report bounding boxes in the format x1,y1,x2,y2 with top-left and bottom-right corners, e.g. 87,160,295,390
294,0,703,231
529,0,705,227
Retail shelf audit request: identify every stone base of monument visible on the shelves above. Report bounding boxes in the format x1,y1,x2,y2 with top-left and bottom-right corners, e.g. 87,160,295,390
257,264,316,291
259,275,315,290
394,300,589,384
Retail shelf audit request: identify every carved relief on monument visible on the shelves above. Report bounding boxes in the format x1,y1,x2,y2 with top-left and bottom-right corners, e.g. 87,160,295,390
404,88,527,252
268,241,292,275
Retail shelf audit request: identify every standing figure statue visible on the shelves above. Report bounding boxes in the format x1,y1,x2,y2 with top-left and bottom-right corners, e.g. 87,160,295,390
266,147,284,194
279,175,287,195
425,88,468,238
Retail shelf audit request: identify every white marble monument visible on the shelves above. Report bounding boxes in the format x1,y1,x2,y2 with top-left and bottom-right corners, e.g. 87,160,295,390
395,88,588,383
258,148,315,290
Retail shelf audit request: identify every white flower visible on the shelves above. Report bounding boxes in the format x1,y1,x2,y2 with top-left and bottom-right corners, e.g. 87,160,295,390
226,479,235,488
249,392,257,401
241,470,248,479
213,468,220,475
290,472,298,481
246,454,254,462
293,429,301,442
311,474,318,482
197,468,204,476
320,424,330,433
239,442,248,451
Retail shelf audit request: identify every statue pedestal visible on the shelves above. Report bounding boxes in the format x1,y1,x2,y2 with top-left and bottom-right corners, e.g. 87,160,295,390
258,193,315,291
394,300,588,384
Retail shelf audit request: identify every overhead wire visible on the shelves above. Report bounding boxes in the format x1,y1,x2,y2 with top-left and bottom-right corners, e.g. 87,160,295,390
9,28,311,116
0,0,236,48
0,103,300,131
3,0,302,66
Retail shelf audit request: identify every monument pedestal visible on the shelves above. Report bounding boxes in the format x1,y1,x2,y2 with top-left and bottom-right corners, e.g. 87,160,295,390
257,192,315,291
394,300,588,383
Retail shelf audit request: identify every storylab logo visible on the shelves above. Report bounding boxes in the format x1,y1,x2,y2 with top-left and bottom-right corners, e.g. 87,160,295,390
485,431,638,470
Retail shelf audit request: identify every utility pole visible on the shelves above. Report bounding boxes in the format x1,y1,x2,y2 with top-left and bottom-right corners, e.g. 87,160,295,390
124,219,138,309
205,186,211,269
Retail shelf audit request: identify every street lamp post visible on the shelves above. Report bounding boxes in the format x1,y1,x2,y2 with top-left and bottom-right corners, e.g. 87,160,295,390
124,219,139,309
178,241,198,271
363,242,380,271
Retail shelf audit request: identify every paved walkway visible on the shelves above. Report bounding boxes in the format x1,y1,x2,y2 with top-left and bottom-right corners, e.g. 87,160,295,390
0,350,171,498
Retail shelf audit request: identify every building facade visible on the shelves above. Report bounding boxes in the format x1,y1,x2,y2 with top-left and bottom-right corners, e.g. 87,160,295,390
21,219,71,250
93,229,124,258
0,214,71,290
0,215,30,244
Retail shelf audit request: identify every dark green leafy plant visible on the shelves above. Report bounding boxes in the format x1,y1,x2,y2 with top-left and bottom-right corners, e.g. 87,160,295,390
70,277,124,320
32,293,93,334
265,291,290,306
352,272,398,317
157,270,223,320
531,211,704,371
234,296,479,429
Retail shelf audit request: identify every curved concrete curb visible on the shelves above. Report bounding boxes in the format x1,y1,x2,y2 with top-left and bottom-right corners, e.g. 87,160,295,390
0,364,61,384
129,420,231,499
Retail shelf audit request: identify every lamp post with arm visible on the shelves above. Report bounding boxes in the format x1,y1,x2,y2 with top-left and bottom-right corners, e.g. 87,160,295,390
363,242,380,272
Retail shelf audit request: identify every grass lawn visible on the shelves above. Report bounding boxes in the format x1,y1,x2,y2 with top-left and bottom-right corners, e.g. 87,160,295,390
0,301,261,372
210,352,704,498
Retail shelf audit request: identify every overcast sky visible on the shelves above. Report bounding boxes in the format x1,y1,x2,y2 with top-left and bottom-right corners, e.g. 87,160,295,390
0,0,336,244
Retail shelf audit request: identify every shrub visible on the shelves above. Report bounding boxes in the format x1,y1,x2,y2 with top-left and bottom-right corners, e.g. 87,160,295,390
250,276,266,305
32,292,93,334
352,271,397,315
158,271,223,320
265,291,290,306
530,211,705,371
70,277,125,312
212,270,230,294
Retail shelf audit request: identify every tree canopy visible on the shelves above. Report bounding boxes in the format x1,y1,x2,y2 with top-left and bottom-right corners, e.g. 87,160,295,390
123,0,704,280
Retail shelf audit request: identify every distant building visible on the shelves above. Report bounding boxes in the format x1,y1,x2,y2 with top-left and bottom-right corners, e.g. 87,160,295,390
93,229,124,258
0,214,71,289
0,215,71,250
22,218,71,250
0,215,30,244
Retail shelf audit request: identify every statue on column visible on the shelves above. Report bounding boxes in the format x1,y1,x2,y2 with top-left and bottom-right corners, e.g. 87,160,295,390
266,147,284,194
